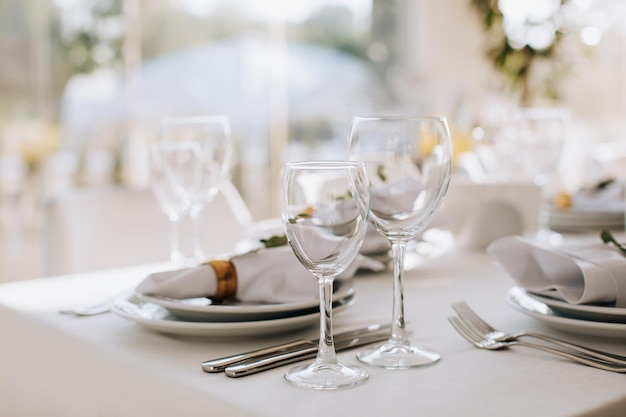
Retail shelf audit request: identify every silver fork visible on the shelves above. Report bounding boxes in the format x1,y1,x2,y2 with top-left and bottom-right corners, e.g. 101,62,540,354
448,316,626,373
452,301,626,365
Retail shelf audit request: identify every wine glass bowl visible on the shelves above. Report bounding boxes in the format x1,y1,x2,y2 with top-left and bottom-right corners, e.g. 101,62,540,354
280,160,371,390
348,116,453,369
159,116,233,262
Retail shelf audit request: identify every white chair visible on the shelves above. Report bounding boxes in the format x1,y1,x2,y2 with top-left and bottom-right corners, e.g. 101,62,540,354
42,181,253,276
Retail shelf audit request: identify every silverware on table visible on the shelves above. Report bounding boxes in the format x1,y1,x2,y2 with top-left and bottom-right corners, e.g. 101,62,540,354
452,301,626,364
202,323,390,375
224,329,389,377
448,315,626,373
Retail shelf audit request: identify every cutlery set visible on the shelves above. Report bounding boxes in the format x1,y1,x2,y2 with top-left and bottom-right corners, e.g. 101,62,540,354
202,323,390,377
66,299,624,375
202,301,626,378
449,301,626,373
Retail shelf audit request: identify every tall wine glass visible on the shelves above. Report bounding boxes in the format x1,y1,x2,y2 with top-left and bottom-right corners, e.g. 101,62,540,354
159,116,233,262
347,116,453,369
148,141,204,265
280,160,370,390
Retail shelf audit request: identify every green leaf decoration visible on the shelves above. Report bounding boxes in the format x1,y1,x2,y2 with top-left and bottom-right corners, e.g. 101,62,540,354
600,229,626,255
259,235,288,248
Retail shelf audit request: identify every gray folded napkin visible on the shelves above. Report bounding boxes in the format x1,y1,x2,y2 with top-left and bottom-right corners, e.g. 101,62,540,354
136,246,385,304
488,235,626,307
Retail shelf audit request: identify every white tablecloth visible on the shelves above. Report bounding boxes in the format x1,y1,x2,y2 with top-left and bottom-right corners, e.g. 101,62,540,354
0,247,625,417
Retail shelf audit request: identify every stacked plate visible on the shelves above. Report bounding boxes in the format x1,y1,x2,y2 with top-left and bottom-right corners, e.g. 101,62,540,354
548,207,624,233
111,281,355,337
506,286,626,339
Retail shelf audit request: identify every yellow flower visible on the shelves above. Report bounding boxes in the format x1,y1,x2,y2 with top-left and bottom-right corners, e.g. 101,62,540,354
18,121,61,169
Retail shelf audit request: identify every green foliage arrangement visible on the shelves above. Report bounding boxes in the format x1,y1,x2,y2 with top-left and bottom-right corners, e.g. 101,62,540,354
469,0,569,104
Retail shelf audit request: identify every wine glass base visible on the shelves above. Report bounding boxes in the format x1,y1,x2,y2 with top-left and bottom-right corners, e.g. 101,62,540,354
357,341,441,369
284,361,369,390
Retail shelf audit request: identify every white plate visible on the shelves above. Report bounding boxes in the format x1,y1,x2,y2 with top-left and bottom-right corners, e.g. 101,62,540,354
523,289,626,323
505,287,626,339
136,280,354,322
110,293,354,337
548,208,624,231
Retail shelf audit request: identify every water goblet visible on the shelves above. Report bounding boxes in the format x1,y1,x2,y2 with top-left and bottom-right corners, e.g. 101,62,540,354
513,107,571,187
280,160,370,390
347,116,453,369
148,141,204,265
160,116,233,262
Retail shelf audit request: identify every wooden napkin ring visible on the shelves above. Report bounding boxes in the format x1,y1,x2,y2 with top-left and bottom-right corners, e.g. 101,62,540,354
206,260,238,301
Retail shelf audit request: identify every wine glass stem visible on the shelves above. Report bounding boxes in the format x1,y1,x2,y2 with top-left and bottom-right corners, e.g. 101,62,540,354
315,276,338,365
168,216,183,264
189,203,206,262
390,240,411,344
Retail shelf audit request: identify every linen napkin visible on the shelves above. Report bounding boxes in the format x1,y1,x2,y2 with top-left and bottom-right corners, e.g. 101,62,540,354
487,235,626,307
136,245,385,304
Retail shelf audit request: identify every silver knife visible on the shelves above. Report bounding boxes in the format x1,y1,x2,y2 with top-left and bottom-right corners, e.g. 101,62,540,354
201,323,390,373
223,330,389,378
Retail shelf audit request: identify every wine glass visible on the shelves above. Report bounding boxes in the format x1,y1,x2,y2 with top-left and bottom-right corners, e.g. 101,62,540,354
513,107,571,187
280,160,371,390
347,116,453,369
148,141,204,265
159,116,233,262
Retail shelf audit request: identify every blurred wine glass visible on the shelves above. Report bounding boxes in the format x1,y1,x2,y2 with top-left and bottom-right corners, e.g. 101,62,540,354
348,116,452,369
513,107,571,187
280,160,370,390
471,123,518,182
159,116,233,262
148,141,203,265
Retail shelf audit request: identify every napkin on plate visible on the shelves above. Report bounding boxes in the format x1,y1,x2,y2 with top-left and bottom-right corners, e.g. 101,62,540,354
136,246,385,304
487,235,626,307
554,180,625,213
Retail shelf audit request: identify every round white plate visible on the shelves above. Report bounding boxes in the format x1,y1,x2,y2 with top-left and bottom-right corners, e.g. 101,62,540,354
110,293,354,337
549,209,624,220
548,209,624,231
136,280,354,322
505,287,626,339
522,289,626,324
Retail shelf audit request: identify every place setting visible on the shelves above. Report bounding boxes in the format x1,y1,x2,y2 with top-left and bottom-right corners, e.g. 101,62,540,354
548,179,625,233
112,115,384,337
110,115,454,391
110,245,383,337
486,228,626,339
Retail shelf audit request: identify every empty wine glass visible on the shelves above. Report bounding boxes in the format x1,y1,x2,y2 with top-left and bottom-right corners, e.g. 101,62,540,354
513,107,571,187
159,116,233,262
347,116,453,369
148,141,204,265
280,160,370,390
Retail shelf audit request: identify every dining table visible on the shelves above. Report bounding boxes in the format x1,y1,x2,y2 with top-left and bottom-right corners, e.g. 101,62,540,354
0,234,625,417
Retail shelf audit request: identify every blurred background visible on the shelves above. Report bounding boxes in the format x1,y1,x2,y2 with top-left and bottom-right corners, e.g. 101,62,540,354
1,0,626,279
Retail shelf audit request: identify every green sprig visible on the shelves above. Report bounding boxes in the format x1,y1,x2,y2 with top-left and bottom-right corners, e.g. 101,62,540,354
600,229,626,255
259,234,288,248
